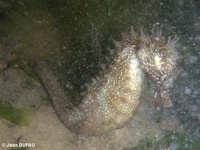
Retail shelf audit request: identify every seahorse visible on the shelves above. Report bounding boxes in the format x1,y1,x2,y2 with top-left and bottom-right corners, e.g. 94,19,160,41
37,29,179,135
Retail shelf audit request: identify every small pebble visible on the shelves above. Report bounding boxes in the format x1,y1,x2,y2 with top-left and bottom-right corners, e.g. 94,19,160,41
193,90,199,95
185,87,192,95
191,105,198,112
156,107,161,111
180,71,188,78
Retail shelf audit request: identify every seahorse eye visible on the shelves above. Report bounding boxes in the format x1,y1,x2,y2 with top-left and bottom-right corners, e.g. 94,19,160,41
154,55,163,70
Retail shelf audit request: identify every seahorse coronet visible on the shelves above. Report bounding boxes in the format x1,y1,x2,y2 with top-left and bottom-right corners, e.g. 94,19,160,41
37,28,179,135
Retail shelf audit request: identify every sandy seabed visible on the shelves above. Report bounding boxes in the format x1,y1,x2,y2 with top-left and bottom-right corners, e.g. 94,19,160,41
0,68,184,150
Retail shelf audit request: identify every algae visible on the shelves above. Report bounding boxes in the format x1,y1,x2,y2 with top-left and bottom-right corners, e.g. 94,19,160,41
10,148,28,150
0,99,34,126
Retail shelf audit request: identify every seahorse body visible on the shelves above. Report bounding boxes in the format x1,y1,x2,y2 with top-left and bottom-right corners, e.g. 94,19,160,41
37,29,179,135
38,44,143,135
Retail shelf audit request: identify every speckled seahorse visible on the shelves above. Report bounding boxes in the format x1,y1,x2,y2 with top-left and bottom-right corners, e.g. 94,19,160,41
37,28,179,135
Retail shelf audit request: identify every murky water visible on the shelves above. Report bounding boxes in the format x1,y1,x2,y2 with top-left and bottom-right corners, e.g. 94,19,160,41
0,0,200,149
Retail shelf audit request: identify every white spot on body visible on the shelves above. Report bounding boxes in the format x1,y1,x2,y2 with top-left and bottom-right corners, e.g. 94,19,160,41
155,54,163,70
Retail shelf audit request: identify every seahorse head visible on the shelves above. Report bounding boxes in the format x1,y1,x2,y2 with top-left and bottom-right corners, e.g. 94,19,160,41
136,30,179,107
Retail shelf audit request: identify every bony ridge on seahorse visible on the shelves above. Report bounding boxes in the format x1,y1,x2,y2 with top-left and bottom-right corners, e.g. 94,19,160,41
37,28,180,135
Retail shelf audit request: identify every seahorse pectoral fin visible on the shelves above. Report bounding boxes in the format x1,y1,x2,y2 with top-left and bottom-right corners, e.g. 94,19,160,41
160,90,173,108
159,68,182,108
